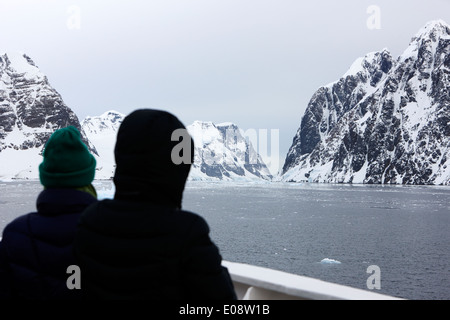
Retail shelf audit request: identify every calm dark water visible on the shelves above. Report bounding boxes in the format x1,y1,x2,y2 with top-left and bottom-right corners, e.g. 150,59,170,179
182,181,450,300
0,180,449,300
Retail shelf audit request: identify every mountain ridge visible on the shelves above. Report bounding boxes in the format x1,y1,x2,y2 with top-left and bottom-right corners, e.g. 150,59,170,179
281,20,450,185
0,52,96,179
81,112,273,181
0,50,273,182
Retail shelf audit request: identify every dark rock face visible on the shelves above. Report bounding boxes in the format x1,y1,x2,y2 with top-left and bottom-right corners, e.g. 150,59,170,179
282,21,450,185
0,52,97,156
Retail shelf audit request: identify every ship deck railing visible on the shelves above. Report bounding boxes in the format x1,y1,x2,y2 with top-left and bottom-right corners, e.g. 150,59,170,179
222,261,403,300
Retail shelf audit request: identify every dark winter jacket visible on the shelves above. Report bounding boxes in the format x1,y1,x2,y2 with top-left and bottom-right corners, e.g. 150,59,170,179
74,109,237,300
0,188,97,299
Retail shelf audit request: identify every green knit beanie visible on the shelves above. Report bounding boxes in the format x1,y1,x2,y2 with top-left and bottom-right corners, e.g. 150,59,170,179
39,126,96,188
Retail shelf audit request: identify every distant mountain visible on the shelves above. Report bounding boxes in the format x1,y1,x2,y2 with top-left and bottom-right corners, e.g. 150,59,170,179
0,51,272,182
281,20,450,185
82,113,273,181
187,121,273,181
0,52,96,180
81,110,124,179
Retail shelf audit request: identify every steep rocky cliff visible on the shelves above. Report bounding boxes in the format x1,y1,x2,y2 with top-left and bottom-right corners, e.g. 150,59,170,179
281,20,450,185
0,52,96,179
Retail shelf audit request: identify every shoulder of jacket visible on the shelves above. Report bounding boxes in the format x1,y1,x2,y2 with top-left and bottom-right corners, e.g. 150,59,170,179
178,209,205,222
178,209,210,235
2,213,34,238
78,199,103,223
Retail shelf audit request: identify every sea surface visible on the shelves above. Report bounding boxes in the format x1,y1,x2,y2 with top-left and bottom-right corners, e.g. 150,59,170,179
0,180,449,300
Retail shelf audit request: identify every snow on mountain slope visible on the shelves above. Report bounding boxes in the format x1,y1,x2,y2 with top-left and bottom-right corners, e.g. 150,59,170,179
0,52,96,180
281,20,450,185
82,114,273,181
81,110,124,179
187,121,273,181
0,52,272,183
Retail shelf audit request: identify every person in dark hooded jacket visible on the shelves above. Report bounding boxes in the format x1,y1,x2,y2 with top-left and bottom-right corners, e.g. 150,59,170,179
74,109,236,300
0,126,97,299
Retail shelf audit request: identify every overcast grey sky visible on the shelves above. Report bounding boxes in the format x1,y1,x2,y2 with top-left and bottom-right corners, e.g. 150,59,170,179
1,0,449,173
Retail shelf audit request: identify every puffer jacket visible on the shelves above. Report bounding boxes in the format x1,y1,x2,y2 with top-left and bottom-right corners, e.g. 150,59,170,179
0,188,97,299
76,199,236,299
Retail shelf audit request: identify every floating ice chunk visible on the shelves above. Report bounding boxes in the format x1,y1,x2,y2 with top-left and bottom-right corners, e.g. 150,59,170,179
320,258,341,264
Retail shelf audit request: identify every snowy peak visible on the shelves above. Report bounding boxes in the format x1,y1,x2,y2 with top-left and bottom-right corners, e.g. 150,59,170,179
82,110,124,136
410,20,450,43
82,115,273,181
81,110,125,179
0,51,90,136
187,121,273,181
0,52,45,82
0,52,96,180
187,120,221,147
400,20,450,67
282,20,450,185
282,47,395,170
342,49,393,86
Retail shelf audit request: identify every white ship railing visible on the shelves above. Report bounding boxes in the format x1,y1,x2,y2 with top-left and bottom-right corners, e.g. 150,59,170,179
222,261,403,300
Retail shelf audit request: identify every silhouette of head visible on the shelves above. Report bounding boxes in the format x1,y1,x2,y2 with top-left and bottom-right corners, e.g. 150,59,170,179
113,109,194,208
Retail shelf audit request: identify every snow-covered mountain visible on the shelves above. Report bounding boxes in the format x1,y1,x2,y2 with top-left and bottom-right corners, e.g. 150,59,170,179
187,121,273,181
281,20,450,185
81,110,124,179
82,113,273,181
0,51,272,182
0,52,96,180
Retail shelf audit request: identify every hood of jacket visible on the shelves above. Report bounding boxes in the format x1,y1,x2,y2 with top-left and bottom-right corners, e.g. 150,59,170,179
113,109,194,208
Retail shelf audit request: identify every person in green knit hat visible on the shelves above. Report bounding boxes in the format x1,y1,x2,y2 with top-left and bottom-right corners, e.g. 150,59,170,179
0,126,98,299
39,125,97,197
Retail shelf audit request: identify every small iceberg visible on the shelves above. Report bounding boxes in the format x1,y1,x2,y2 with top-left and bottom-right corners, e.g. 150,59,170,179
320,258,341,264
